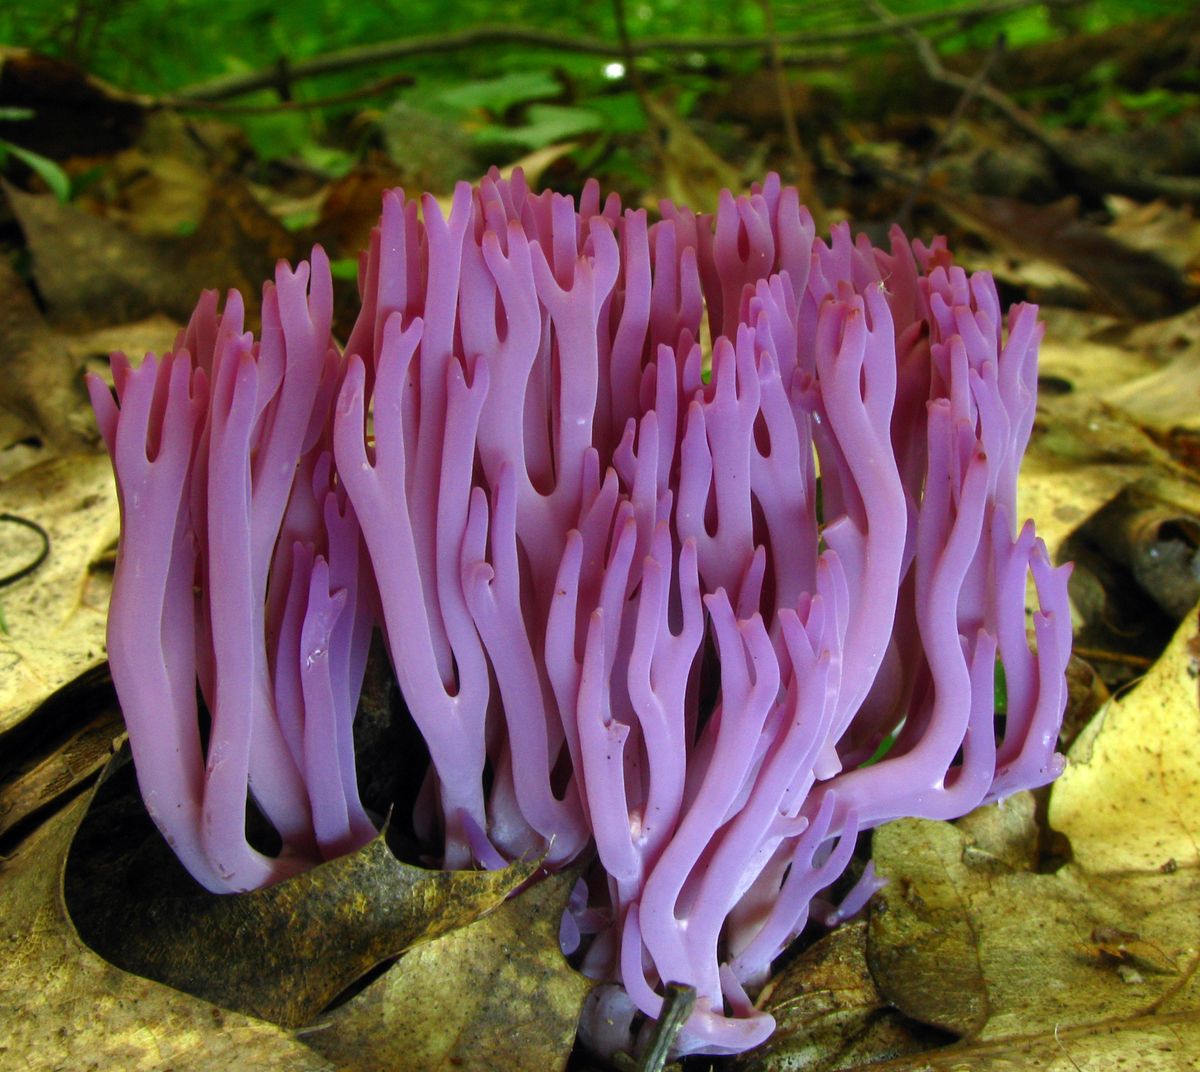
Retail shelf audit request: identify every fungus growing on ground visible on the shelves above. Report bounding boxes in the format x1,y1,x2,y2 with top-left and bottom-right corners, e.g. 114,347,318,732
89,171,1071,1056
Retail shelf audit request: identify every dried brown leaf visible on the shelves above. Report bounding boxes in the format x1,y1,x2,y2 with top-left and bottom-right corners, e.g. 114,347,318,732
1105,198,1200,279
66,760,540,1029
0,257,95,452
779,1013,1200,1072
0,793,334,1072
1102,349,1200,438
1037,306,1161,396
739,922,936,1072
6,180,300,330
867,824,990,1038
856,609,1200,1068
1020,314,1200,563
78,115,219,238
642,96,743,216
304,870,592,1072
66,314,180,369
945,195,1196,319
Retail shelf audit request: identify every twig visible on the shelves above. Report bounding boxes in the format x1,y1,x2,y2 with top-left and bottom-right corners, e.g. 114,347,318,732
63,0,93,66
1146,7,1200,89
864,0,1064,162
609,983,697,1072
637,983,696,1071
1071,646,1154,671
864,0,1200,204
171,0,1071,104
0,513,50,589
158,73,414,115
895,32,1007,228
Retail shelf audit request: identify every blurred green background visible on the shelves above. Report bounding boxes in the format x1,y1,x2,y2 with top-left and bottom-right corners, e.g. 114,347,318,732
2,0,1195,190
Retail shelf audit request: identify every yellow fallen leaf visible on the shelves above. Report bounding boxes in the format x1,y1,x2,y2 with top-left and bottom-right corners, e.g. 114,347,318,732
1018,304,1200,561
1019,444,1133,561
1102,351,1200,437
1050,607,1200,875
1019,384,1200,563
1104,197,1200,276
742,610,1200,1072
1037,307,1160,398
0,453,117,735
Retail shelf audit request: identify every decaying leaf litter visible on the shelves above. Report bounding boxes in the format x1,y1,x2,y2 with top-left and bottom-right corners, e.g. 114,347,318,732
2,6,1200,1071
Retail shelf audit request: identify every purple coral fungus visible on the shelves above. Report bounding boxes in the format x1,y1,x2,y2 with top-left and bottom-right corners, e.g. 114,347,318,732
89,171,1071,1056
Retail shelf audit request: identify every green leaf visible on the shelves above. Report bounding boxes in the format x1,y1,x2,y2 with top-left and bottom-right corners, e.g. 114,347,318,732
586,92,647,136
281,207,321,232
0,140,72,202
476,104,603,151
862,731,898,767
297,143,357,178
437,71,561,116
1117,87,1198,119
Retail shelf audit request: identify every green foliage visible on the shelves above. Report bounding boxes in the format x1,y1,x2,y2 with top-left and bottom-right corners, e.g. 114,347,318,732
862,731,898,768
1116,87,1200,121
429,71,609,151
5,0,1192,101
2,102,72,197
436,71,562,115
586,92,648,135
0,0,1193,174
0,136,72,200
1029,52,1199,131
475,104,603,150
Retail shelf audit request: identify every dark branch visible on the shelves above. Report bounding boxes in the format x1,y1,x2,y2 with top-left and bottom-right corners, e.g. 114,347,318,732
865,0,1200,203
170,0,1069,104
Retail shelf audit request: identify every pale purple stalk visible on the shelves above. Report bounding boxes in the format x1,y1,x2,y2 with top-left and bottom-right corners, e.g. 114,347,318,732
91,251,376,892
89,350,221,887
334,314,491,869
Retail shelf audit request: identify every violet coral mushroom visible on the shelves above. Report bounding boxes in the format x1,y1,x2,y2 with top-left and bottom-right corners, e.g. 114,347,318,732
89,170,1071,1056
88,253,375,891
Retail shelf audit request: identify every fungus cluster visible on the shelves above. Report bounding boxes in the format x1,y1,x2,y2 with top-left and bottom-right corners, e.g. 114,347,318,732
88,171,1071,1055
